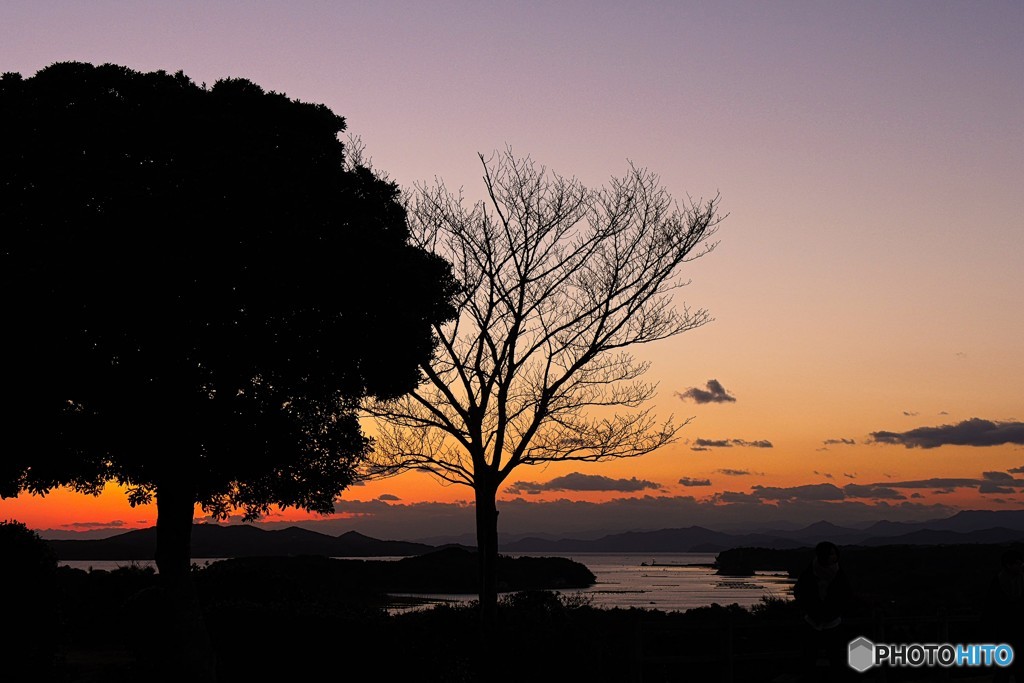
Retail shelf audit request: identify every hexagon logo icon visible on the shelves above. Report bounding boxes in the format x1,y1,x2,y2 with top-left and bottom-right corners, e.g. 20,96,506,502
848,637,875,673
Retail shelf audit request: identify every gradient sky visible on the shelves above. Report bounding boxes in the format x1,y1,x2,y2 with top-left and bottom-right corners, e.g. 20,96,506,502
2,1,1022,538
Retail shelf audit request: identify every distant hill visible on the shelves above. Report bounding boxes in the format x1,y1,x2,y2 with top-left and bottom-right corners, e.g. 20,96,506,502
858,526,1024,546
501,509,1024,553
42,509,1024,557
502,526,803,553
47,524,436,560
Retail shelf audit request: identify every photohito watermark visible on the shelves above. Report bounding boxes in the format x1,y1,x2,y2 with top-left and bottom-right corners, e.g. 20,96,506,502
848,637,1014,673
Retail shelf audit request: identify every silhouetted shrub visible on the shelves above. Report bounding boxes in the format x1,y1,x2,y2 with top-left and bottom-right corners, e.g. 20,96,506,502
0,520,61,678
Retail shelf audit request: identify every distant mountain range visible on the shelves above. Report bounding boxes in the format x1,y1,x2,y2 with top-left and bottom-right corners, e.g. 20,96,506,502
44,509,1024,560
501,509,1024,553
47,524,437,560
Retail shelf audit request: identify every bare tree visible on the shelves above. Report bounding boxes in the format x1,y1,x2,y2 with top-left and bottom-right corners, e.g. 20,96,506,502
365,150,723,622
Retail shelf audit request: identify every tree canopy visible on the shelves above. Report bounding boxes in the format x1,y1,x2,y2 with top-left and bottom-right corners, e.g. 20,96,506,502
0,61,457,523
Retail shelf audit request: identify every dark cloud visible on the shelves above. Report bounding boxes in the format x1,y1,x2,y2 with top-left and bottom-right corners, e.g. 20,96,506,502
939,411,949,416
870,418,1024,449
506,472,662,495
377,494,401,501
735,474,1024,502
723,477,988,504
842,484,906,500
883,478,982,489
678,477,712,487
751,484,845,501
823,438,856,446
690,446,711,452
692,437,772,449
1009,465,1024,474
933,488,956,495
843,473,857,479
903,411,919,417
676,379,736,404
736,439,773,448
910,493,924,499
201,514,248,524
865,476,1024,494
813,471,834,479
713,491,760,504
62,520,126,529
694,438,733,448
716,468,755,476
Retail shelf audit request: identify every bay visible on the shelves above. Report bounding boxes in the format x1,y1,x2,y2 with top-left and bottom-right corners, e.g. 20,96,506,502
542,552,793,611
60,552,795,613
392,552,795,613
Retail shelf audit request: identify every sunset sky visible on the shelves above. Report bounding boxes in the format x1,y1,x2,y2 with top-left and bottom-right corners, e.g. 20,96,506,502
2,1,1022,540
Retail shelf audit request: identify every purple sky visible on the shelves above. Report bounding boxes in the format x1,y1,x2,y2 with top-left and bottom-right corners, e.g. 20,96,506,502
3,1,1022,537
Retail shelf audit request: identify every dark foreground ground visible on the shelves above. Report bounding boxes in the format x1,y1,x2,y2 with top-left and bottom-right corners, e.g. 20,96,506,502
4,525,1021,683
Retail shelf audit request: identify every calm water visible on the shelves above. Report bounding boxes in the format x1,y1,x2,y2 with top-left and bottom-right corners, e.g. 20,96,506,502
61,552,794,613
544,552,793,611
391,552,795,613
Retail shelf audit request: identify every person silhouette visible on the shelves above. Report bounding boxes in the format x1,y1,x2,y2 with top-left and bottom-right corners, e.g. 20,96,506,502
987,548,1023,683
794,541,854,681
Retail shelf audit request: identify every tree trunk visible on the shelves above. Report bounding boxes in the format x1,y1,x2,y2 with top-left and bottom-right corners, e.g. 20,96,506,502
155,479,195,581
148,478,217,683
475,482,500,628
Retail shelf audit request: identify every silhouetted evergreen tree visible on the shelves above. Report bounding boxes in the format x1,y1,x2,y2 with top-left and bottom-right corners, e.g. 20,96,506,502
0,62,456,680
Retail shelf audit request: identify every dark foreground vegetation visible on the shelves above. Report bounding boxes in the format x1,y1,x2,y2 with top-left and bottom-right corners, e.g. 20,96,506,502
717,543,1019,616
5,521,1020,683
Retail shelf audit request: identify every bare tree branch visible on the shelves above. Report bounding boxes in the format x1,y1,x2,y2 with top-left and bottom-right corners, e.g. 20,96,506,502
365,149,722,485
361,149,724,616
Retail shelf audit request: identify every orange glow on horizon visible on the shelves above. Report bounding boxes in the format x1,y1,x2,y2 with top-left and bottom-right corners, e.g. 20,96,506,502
2,438,1018,534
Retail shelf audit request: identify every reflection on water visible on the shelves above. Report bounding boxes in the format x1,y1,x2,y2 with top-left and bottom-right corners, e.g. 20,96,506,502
59,559,222,573
61,552,794,614
393,552,794,614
